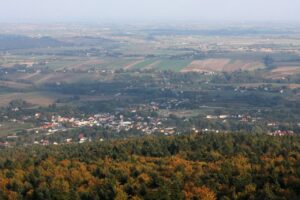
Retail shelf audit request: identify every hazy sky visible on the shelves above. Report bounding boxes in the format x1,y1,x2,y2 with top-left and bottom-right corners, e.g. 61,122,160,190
0,0,300,23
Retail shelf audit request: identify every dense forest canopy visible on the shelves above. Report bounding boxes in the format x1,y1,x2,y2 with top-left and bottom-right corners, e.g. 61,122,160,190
0,133,299,200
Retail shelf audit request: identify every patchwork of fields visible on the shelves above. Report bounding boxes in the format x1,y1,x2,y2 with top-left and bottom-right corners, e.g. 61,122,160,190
0,92,66,107
181,59,264,72
0,24,300,113
121,58,266,72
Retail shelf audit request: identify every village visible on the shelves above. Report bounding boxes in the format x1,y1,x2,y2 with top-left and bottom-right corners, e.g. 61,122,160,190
0,102,183,147
0,101,297,148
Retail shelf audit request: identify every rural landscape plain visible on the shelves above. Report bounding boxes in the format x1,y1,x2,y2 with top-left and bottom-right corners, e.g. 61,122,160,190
0,0,300,199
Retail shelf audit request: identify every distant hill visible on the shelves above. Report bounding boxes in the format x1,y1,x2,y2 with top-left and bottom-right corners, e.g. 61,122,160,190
0,35,66,51
64,36,117,46
145,28,299,36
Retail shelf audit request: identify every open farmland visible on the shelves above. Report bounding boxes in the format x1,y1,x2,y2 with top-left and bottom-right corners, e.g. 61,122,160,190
0,23,299,139
268,66,300,78
128,59,193,71
27,73,104,84
39,57,105,71
130,59,158,69
1,0,300,198
0,122,33,136
0,80,33,90
0,92,68,107
153,59,193,71
181,58,264,72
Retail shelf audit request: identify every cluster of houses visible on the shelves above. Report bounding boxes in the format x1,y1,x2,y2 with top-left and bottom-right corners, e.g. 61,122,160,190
191,128,221,134
206,115,229,119
206,114,260,123
0,102,179,147
268,130,294,136
42,112,174,135
23,112,177,146
0,141,10,148
28,109,178,145
0,98,299,147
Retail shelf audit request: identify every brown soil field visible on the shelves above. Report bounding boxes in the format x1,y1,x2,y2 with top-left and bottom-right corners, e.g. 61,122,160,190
1,61,34,68
287,84,300,89
70,58,105,70
181,59,263,72
0,92,65,107
271,66,300,75
11,72,103,85
268,66,300,79
35,73,103,84
238,83,300,89
0,80,33,89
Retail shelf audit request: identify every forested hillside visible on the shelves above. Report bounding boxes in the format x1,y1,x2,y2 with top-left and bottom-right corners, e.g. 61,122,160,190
0,133,299,200
0,35,65,50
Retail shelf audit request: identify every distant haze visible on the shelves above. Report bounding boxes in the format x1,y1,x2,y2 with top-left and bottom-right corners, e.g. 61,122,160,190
0,0,300,23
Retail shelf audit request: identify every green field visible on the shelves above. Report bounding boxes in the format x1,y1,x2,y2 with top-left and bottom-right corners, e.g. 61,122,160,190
0,122,33,136
153,59,193,71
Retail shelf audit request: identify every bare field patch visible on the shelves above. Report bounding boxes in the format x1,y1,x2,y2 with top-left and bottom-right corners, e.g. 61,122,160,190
236,83,300,89
0,80,32,89
268,66,300,79
0,92,64,107
159,109,202,118
15,73,102,85
182,59,230,72
0,55,37,68
288,84,300,89
71,58,105,70
271,66,300,74
181,59,264,72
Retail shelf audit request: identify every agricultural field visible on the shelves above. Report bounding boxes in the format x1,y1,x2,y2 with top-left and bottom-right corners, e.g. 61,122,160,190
0,92,68,107
181,58,264,72
269,66,300,78
128,59,193,71
0,23,299,141
0,121,33,136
